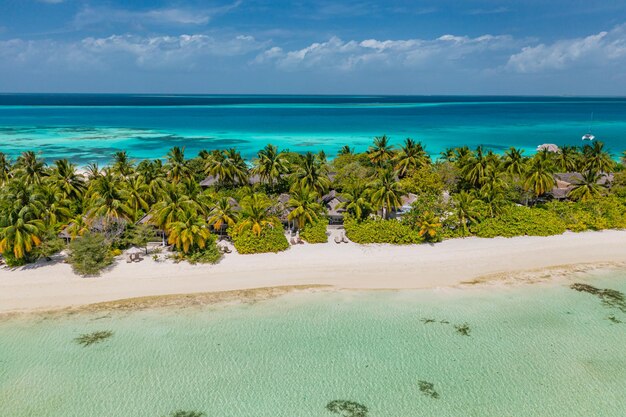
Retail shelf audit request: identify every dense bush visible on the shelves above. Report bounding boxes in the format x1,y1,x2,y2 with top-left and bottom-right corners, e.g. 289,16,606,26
299,219,328,243
68,233,114,276
179,238,222,264
344,216,423,244
230,226,289,254
473,205,567,238
544,197,626,232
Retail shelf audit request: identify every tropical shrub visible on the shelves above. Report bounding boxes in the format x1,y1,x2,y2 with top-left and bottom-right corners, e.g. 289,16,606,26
230,225,289,254
344,216,423,244
299,219,328,243
67,232,114,276
181,239,222,264
473,205,566,238
544,197,626,231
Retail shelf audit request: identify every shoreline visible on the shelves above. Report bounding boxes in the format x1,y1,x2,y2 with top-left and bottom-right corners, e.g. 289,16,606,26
2,230,626,315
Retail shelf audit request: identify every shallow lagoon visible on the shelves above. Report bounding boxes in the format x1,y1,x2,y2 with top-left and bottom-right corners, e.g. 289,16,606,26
1,271,625,417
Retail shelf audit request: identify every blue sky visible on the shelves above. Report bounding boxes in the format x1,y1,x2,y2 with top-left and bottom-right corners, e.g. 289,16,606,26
1,0,626,94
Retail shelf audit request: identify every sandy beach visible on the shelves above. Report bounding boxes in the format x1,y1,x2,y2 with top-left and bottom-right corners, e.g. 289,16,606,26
1,229,626,314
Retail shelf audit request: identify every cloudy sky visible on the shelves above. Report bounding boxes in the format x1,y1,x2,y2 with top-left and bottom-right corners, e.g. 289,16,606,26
1,0,626,94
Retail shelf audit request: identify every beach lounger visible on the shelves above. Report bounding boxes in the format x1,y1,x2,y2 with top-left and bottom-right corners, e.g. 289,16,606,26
334,235,342,244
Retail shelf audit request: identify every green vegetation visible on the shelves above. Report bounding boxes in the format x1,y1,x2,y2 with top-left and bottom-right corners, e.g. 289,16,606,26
0,138,624,267
74,330,114,347
454,323,471,336
418,380,440,399
326,400,369,417
300,219,329,243
344,216,422,244
231,226,289,254
68,233,114,276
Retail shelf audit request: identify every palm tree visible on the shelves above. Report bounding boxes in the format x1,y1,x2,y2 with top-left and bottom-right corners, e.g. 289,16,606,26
167,211,212,254
439,148,456,163
291,152,330,195
125,176,150,221
0,152,11,185
205,149,249,187
368,135,394,167
338,145,354,156
253,144,289,187
287,186,323,229
0,212,45,259
208,197,238,236
38,184,72,228
87,171,133,223
394,138,429,178
84,163,102,181
151,184,200,231
453,191,482,235
50,159,86,200
340,181,373,220
524,151,555,197
166,146,191,184
65,214,90,240
111,151,134,178
15,151,46,185
503,147,526,178
235,193,275,236
479,183,508,218
582,142,614,173
568,171,606,201
461,146,491,188
370,169,402,219
555,145,580,172
417,211,442,241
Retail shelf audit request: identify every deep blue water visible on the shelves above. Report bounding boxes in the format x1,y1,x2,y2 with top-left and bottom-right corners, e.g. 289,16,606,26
0,94,624,164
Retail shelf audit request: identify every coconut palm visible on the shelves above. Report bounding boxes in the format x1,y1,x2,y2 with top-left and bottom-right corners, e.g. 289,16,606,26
87,171,133,223
84,163,102,181
38,184,72,228
15,151,46,185
338,145,354,156
151,184,199,231
50,159,86,200
235,193,275,236
568,171,606,201
65,214,90,240
166,146,192,184
394,138,429,178
167,211,212,254
439,148,456,163
524,151,556,197
0,211,45,259
368,135,394,167
582,141,614,173
205,149,249,187
370,169,402,219
417,211,442,241
291,152,330,195
453,191,482,235
253,144,289,187
502,147,526,178
0,152,11,185
555,145,580,172
208,197,238,236
287,186,323,229
125,176,150,221
111,151,134,178
461,146,491,188
340,181,373,220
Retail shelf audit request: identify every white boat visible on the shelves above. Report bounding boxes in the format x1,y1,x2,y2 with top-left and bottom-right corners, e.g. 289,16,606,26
582,133,595,141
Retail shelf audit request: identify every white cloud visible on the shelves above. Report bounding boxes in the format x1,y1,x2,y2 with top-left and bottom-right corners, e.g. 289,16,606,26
73,2,241,27
507,24,626,72
0,34,264,71
255,34,516,71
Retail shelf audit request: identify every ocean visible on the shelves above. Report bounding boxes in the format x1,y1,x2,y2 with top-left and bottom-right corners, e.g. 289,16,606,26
1,271,625,417
0,94,625,164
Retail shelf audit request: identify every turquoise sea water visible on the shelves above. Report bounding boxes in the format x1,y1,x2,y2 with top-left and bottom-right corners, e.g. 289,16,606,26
1,271,625,417
1,95,626,163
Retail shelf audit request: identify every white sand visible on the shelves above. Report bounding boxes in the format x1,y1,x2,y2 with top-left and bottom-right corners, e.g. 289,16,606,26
1,230,626,314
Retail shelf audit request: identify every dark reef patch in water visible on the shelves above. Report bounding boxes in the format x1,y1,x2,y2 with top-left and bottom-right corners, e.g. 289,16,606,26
607,315,623,324
74,330,113,347
418,380,440,399
163,411,205,417
570,283,626,312
454,323,471,336
326,400,369,417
